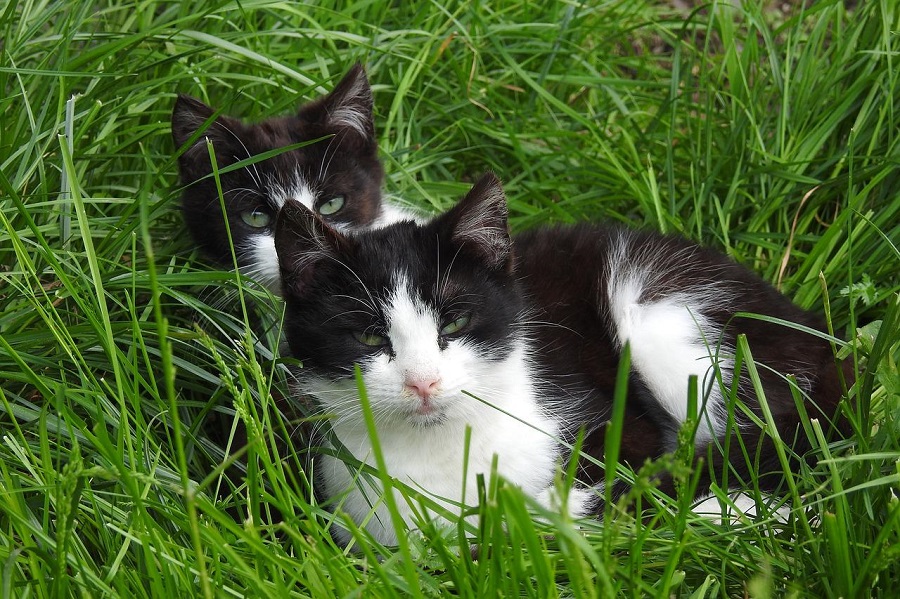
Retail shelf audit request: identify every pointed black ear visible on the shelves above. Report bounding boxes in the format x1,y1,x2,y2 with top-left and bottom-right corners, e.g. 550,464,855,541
172,95,247,182
442,172,512,270
275,199,351,299
172,95,220,149
297,63,375,141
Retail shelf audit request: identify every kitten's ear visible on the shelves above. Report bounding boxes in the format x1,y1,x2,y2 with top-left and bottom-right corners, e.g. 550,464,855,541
442,172,512,270
172,95,227,149
172,95,244,179
275,200,351,299
297,63,375,142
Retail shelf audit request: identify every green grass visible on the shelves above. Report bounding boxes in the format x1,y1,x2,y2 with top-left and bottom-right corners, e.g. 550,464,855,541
1,0,898,596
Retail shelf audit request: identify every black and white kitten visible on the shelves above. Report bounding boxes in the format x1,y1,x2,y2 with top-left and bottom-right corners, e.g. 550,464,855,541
172,64,414,293
273,173,850,545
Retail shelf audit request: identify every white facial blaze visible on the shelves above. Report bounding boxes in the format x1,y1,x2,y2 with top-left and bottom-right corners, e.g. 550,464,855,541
384,283,443,394
347,277,470,421
267,169,316,210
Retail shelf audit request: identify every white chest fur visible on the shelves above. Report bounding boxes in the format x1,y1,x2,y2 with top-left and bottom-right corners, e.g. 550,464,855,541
309,329,564,546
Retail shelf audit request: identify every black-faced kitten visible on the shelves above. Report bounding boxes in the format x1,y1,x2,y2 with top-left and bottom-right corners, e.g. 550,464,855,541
273,173,850,546
172,64,413,293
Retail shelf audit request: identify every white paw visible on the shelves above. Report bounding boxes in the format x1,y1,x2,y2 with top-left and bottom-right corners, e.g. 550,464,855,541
691,491,791,524
537,483,602,517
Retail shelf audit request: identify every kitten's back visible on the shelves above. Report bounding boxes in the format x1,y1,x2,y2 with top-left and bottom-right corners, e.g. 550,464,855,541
514,223,850,489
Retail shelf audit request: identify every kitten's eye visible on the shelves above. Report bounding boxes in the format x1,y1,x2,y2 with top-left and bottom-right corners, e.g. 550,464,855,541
440,314,471,337
317,195,345,216
240,207,272,229
353,330,387,347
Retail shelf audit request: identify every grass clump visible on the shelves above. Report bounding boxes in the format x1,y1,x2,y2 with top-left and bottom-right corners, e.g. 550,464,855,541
1,0,898,597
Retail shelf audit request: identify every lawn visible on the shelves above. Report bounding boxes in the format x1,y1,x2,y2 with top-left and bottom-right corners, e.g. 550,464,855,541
1,0,898,597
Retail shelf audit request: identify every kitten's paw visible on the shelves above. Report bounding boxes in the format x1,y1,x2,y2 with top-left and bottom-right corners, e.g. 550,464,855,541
691,491,791,525
537,483,602,517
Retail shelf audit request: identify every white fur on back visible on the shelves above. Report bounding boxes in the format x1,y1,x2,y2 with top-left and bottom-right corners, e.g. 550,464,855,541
308,281,569,545
606,234,732,445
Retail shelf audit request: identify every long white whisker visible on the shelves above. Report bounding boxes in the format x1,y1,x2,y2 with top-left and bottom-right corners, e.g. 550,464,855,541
318,132,346,182
215,122,264,189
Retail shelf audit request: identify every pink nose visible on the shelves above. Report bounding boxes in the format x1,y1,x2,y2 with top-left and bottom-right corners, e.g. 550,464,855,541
405,376,441,400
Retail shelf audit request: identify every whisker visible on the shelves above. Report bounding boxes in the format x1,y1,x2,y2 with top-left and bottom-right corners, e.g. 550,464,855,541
318,132,346,182
214,122,264,188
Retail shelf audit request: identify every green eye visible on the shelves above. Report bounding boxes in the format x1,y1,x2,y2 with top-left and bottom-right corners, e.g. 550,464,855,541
440,314,471,336
353,330,387,347
240,207,272,228
317,195,345,216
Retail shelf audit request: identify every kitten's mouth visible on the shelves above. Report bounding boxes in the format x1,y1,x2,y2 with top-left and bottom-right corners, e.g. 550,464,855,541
407,399,446,425
415,399,437,415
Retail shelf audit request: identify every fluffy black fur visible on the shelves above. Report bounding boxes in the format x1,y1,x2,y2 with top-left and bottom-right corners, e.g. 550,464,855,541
172,64,384,270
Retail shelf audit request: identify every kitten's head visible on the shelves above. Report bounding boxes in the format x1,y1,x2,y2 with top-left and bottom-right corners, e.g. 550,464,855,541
172,64,384,291
275,173,523,427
